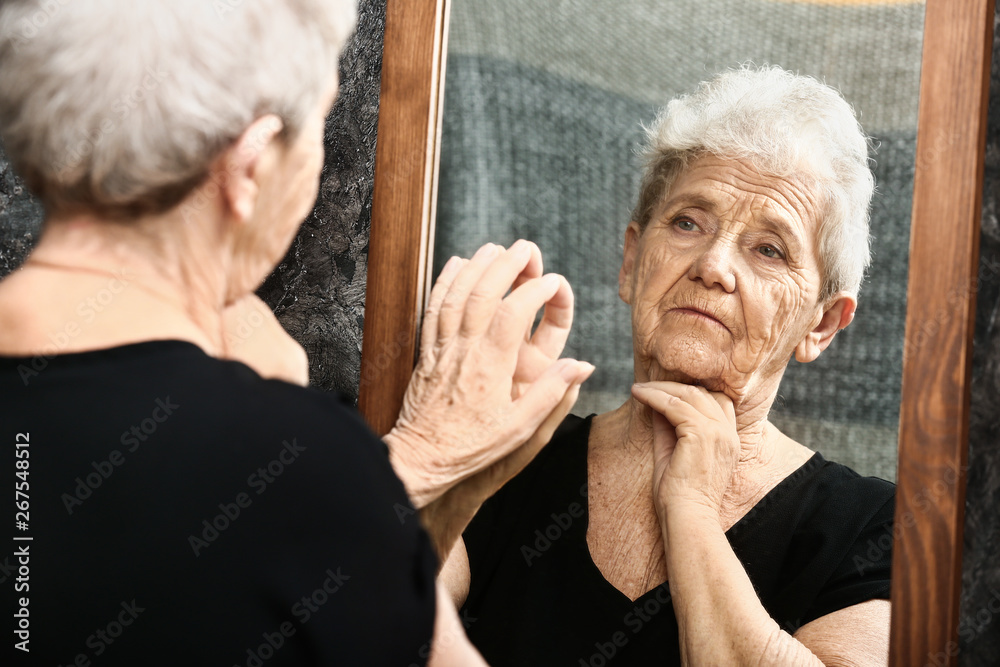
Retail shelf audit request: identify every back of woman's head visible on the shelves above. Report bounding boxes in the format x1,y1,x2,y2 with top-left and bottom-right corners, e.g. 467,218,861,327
632,65,875,300
0,0,358,219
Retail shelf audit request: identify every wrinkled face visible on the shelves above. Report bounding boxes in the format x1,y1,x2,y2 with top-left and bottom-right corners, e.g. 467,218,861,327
620,155,830,404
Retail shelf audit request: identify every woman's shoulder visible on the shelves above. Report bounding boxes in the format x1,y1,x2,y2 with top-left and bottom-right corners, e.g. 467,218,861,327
2,338,392,483
801,452,896,511
466,413,592,531
501,412,592,489
765,424,895,516
1,339,437,665
731,447,895,551
729,449,895,630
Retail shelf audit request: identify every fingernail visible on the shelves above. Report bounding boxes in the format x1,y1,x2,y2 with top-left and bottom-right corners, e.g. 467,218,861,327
558,359,580,382
442,256,460,275
473,243,499,260
579,362,596,380
510,239,531,260
542,274,561,290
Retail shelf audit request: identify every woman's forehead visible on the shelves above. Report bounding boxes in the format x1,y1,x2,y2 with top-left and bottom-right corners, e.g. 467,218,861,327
658,157,822,235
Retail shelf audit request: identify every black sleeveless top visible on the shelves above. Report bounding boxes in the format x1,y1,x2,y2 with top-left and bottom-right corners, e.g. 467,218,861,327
0,340,436,666
462,414,894,666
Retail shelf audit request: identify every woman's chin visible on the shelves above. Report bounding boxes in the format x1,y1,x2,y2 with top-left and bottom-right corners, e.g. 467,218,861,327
647,367,728,391
643,335,731,384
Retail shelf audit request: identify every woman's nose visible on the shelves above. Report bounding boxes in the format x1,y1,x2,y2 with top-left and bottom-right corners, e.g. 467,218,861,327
687,237,737,292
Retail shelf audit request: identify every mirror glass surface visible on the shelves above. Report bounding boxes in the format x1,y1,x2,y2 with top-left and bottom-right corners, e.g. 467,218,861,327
433,0,926,480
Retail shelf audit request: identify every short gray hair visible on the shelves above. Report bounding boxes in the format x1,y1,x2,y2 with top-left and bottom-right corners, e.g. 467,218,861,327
0,0,358,218
633,65,874,300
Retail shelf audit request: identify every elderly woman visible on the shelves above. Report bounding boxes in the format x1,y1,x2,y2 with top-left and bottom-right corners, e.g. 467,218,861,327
0,1,593,664
442,66,895,666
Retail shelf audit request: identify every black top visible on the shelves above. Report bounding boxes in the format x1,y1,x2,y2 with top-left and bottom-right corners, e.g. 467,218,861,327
462,414,895,666
0,340,436,666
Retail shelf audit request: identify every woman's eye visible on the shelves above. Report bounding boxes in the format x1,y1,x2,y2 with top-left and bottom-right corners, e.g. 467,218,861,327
675,219,698,232
757,245,783,259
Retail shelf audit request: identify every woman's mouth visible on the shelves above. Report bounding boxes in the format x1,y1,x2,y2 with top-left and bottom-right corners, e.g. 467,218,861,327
671,307,729,331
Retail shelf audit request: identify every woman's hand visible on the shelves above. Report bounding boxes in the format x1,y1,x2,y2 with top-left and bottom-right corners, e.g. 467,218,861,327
219,294,309,386
385,240,593,510
631,381,740,520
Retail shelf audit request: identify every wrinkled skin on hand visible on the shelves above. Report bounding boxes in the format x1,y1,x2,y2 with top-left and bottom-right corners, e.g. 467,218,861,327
632,381,739,522
388,240,594,509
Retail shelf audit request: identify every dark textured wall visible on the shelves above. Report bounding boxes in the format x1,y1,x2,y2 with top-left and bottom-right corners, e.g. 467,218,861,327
257,0,386,402
0,0,386,403
959,6,1000,665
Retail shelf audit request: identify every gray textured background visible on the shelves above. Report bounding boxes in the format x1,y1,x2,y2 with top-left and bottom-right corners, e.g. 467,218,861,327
435,0,925,482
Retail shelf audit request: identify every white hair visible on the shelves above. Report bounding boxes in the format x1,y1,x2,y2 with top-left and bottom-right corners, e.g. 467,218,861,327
0,0,358,217
633,65,875,300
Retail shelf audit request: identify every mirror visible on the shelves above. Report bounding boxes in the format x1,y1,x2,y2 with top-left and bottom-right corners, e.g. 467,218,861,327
359,0,993,663
433,0,927,482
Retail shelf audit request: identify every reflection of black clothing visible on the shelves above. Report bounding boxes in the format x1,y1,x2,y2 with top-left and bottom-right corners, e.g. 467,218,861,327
462,414,894,666
0,341,436,666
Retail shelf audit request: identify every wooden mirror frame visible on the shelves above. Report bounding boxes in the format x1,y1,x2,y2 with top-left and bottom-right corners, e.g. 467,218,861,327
358,1,995,663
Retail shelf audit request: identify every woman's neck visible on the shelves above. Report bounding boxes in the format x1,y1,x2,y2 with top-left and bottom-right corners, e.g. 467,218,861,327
8,211,234,356
593,390,799,527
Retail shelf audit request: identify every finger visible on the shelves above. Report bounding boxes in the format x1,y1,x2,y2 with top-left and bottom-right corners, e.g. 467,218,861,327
527,275,574,359
707,390,737,426
650,409,678,456
509,359,595,443
492,377,584,490
636,381,723,419
630,384,702,431
509,240,544,293
420,256,465,354
508,240,544,345
458,239,538,339
484,273,565,356
511,276,573,380
437,243,501,341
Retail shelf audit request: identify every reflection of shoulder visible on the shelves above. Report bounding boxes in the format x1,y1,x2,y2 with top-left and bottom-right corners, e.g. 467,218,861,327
782,451,895,534
163,346,393,483
522,412,591,474
484,413,591,507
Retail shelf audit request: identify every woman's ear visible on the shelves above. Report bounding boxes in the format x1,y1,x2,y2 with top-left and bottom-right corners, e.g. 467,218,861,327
619,221,642,304
794,292,857,363
216,114,284,224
